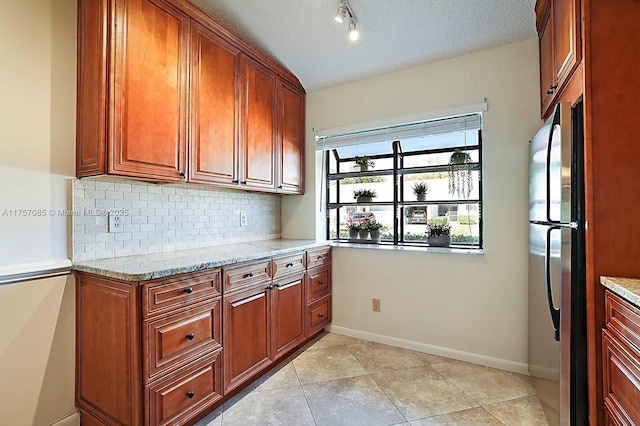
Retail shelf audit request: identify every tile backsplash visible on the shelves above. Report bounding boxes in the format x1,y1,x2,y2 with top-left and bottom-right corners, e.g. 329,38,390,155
72,178,281,261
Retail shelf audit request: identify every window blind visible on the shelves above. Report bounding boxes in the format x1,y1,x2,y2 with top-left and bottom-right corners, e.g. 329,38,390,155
315,110,484,152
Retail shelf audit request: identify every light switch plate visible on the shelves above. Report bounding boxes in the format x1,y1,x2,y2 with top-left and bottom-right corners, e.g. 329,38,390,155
240,212,247,227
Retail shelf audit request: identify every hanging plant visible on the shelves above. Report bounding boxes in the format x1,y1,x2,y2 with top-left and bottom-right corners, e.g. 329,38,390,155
448,149,473,198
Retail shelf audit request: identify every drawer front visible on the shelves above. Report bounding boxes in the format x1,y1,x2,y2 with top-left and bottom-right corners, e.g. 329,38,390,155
306,266,331,303
147,350,223,426
602,329,640,425
142,270,220,319
272,251,305,279
223,259,271,293
306,247,331,269
145,301,221,381
606,291,640,352
307,295,331,336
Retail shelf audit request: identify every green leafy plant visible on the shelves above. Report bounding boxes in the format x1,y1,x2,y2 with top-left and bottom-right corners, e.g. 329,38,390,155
353,189,377,200
354,156,375,169
448,149,473,198
458,214,478,225
412,182,428,196
348,222,362,231
452,234,480,243
426,216,451,237
364,220,384,231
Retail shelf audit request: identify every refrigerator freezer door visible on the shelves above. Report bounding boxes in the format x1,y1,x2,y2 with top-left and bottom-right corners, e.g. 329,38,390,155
529,103,573,224
528,222,561,380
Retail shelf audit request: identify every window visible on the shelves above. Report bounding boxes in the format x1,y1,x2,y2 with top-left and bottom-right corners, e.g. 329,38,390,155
319,113,483,249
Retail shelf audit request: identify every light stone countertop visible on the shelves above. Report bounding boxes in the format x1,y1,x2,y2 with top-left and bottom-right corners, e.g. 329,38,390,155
601,276,640,307
73,239,327,281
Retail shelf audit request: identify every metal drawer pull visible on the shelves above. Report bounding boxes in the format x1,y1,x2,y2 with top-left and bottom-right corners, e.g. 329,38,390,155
317,255,323,260
184,287,193,294
286,262,294,267
187,391,195,399
246,272,254,278
186,333,195,340
319,281,324,285
274,283,281,287
319,313,325,318
266,284,273,290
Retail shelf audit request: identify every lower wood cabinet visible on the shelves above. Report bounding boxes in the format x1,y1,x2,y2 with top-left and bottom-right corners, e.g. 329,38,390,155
223,282,272,394
602,291,640,424
75,246,331,425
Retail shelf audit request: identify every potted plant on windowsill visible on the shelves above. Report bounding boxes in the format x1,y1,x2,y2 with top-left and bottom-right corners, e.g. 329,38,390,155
348,222,361,240
412,182,428,202
354,156,375,172
365,220,384,242
426,216,451,247
353,189,377,203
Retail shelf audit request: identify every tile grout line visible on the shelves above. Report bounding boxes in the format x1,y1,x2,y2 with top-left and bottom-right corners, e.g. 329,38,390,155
292,354,320,426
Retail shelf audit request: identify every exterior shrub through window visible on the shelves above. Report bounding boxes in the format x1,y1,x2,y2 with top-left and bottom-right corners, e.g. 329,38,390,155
318,112,483,249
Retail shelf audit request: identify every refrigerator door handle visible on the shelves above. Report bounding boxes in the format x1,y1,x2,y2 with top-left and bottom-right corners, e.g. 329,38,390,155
545,115,559,225
545,226,561,341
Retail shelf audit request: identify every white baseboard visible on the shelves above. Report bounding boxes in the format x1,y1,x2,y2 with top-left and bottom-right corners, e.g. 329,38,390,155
327,325,530,375
528,365,560,381
51,412,80,426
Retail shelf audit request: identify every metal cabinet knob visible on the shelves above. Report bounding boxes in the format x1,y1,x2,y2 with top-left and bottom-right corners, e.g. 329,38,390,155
319,313,325,318
186,333,195,340
184,287,193,294
187,391,195,399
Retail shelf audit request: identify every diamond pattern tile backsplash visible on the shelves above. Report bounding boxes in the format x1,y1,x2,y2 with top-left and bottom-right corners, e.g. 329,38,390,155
72,178,281,261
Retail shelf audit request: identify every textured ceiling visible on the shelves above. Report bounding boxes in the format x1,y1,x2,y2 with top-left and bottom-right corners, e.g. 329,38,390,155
190,0,537,91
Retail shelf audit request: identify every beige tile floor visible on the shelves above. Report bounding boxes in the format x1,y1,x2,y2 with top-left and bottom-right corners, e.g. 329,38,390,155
195,332,552,426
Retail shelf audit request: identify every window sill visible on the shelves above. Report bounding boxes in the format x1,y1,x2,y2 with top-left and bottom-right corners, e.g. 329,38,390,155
329,241,484,255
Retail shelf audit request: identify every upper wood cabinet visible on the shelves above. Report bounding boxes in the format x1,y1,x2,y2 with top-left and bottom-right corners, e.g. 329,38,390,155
189,21,240,186
77,0,305,193
277,80,305,194
240,56,277,191
536,0,581,117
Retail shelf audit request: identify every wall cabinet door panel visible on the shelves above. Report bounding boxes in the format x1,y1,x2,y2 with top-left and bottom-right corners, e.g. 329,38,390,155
110,0,189,180
190,22,240,186
277,81,305,194
553,0,581,88
223,284,272,393
241,56,277,190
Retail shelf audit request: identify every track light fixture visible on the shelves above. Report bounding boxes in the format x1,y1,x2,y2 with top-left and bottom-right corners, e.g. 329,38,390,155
334,0,359,41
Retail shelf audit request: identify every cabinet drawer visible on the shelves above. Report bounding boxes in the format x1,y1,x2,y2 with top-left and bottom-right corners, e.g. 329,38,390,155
147,350,223,426
272,252,305,279
144,301,221,382
602,329,640,425
223,259,271,293
606,291,640,352
307,295,331,336
306,266,331,303
142,270,220,319
306,247,331,269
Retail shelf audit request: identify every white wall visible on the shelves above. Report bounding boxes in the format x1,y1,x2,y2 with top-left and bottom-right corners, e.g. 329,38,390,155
0,0,78,424
282,39,541,371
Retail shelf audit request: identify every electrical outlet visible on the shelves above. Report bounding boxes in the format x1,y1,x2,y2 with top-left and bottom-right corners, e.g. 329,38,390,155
240,212,247,227
372,298,381,312
108,213,123,233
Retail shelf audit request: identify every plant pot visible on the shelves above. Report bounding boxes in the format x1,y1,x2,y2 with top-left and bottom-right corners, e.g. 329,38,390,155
370,230,381,241
349,229,359,239
416,194,426,202
356,196,372,203
428,236,451,247
358,229,369,240
360,165,368,172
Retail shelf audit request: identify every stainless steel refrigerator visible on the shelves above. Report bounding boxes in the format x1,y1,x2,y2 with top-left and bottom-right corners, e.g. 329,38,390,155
528,101,588,425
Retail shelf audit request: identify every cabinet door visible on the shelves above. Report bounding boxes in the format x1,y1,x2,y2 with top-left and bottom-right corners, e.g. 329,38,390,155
190,22,241,186
553,0,581,90
240,56,277,190
538,2,555,115
277,80,305,194
272,272,306,359
110,0,188,180
223,284,272,393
